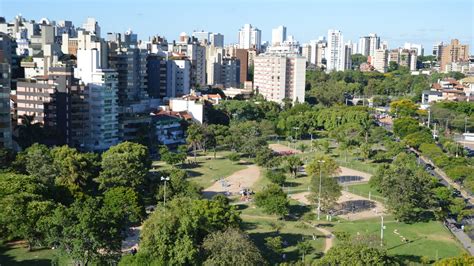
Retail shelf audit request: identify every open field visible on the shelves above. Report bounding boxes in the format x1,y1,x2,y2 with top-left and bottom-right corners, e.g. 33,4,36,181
237,202,326,264
332,216,465,263
0,242,68,266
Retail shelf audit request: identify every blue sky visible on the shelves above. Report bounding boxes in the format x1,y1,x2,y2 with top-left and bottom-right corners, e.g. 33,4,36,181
1,0,473,53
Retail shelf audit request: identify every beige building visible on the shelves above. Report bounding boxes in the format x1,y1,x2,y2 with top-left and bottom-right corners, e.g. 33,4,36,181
253,53,305,103
372,49,388,73
440,39,469,72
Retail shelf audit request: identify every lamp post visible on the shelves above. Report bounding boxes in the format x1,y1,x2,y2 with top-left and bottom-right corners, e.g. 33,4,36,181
317,160,325,220
161,176,170,207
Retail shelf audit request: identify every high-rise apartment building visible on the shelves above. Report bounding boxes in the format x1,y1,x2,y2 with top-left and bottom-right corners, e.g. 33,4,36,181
74,48,119,152
220,57,240,88
440,39,469,72
372,49,388,73
210,33,224,48
82,17,101,38
404,42,424,56
326,29,347,72
146,54,168,99
432,41,444,60
235,49,248,84
238,24,261,51
0,33,13,148
253,53,305,103
167,59,191,97
358,33,380,57
271,25,287,46
0,62,12,149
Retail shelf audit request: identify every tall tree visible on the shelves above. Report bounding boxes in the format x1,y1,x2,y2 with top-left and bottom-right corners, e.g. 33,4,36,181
187,123,205,161
138,197,241,265
306,156,342,211
285,156,303,178
97,142,151,191
202,228,264,265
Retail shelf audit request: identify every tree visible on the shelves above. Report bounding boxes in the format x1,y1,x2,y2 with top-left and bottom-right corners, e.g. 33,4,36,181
297,240,313,263
138,197,241,265
266,170,286,186
285,156,303,178
318,241,396,265
187,123,205,161
402,130,434,149
434,254,474,266
374,153,434,222
0,147,15,171
307,156,342,211
202,228,264,266
255,146,275,167
0,173,54,250
103,186,143,230
390,99,419,118
351,54,368,69
265,236,283,256
388,61,399,72
254,184,289,218
45,197,124,265
297,143,309,153
359,143,372,161
97,142,151,190
393,117,422,138
22,143,56,186
51,146,100,197
156,169,201,202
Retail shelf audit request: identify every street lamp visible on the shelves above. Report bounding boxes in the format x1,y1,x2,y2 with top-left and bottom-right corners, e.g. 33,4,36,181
161,176,170,207
317,160,325,220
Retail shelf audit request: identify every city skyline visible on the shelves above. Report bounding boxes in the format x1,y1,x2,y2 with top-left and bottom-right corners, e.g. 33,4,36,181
2,0,473,53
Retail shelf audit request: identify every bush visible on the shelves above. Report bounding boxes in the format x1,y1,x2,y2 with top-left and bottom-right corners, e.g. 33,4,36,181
265,170,286,186
227,152,240,164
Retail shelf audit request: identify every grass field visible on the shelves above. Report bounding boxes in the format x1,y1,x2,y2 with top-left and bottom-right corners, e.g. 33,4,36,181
0,242,69,266
332,216,465,263
237,202,325,264
154,151,246,189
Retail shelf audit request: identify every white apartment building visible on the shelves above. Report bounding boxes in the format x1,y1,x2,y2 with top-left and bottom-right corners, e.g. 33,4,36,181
74,48,119,152
253,53,305,103
404,42,424,56
169,98,204,123
271,25,287,46
358,33,380,57
82,17,101,38
326,29,346,72
167,59,191,97
238,24,261,51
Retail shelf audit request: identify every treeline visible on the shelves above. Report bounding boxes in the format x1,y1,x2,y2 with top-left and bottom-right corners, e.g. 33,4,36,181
0,141,215,264
305,69,465,106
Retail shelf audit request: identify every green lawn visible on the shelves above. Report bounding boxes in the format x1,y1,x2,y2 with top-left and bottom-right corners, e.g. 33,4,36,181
154,151,246,189
237,202,325,264
0,242,69,266
332,216,465,263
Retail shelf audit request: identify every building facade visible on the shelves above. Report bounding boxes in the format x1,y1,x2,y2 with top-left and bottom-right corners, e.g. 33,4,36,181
253,53,305,103
238,24,261,51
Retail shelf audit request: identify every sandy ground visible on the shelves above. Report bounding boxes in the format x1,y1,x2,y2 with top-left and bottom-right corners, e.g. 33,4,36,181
269,143,301,154
338,166,372,182
202,164,261,198
289,191,385,221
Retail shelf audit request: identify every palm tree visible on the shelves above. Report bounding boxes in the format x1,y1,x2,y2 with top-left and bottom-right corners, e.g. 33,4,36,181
186,124,204,162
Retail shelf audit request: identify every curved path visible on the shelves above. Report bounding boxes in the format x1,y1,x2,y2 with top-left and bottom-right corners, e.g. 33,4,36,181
202,164,261,198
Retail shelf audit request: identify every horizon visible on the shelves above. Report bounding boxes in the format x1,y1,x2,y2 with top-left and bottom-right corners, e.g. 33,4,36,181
1,0,473,53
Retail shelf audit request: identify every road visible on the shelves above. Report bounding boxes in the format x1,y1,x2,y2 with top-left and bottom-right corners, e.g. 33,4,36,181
377,118,474,254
